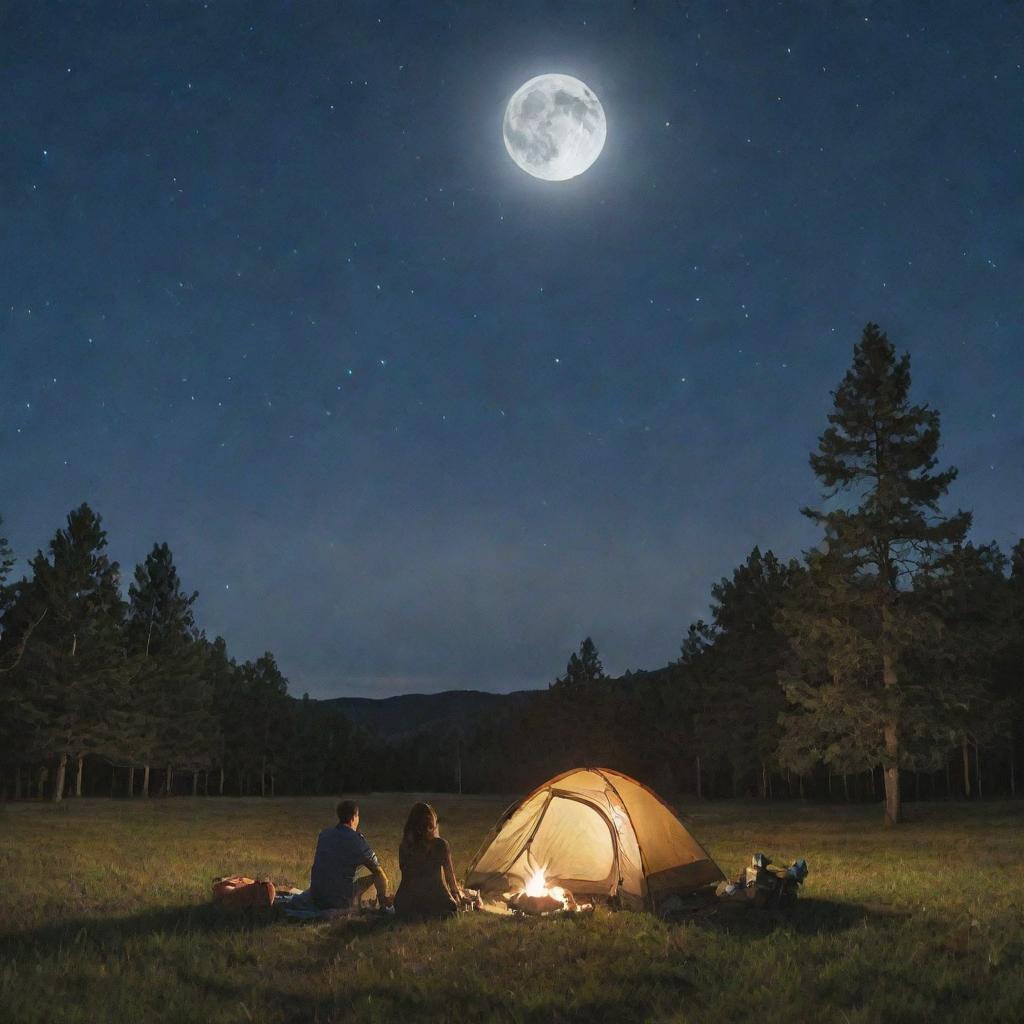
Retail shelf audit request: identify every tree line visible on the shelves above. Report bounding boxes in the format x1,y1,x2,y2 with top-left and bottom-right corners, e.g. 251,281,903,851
350,326,1024,823
0,516,383,801
2,324,1021,823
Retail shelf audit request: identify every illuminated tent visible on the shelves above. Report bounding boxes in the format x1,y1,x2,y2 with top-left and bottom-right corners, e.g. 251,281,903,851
465,767,724,911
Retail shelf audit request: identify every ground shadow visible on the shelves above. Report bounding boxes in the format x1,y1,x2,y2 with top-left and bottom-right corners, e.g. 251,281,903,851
685,896,910,937
0,901,282,962
1,900,473,965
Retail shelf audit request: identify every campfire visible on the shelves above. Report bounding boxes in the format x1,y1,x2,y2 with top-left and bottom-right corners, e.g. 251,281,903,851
504,868,593,916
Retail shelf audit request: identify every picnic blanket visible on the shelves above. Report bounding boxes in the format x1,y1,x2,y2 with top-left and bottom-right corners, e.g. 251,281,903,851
274,888,362,921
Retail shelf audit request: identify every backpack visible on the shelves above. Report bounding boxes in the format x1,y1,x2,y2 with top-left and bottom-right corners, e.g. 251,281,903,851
721,854,808,909
212,875,276,911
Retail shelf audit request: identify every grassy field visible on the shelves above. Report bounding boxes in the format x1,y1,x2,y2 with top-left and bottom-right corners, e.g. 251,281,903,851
1,794,1023,1024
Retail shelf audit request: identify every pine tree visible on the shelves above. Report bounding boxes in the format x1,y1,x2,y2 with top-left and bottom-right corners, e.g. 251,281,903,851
673,620,715,798
781,324,970,824
241,652,290,796
555,637,606,690
128,543,198,654
926,542,1011,798
1011,541,1024,790
693,548,802,798
0,514,13,588
992,539,1024,796
124,542,206,796
0,514,33,794
205,636,239,795
3,505,129,800
777,554,881,796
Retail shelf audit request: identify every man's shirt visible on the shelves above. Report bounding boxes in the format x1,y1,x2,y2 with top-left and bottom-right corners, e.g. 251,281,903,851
309,825,380,909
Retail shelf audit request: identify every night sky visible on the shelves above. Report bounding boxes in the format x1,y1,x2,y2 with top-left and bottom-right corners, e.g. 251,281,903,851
3,2,1021,698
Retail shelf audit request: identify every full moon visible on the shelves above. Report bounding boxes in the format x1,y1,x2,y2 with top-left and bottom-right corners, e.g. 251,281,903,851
503,74,606,181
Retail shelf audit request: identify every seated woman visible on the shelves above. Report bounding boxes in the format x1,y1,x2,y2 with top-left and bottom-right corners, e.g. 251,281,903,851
394,801,463,921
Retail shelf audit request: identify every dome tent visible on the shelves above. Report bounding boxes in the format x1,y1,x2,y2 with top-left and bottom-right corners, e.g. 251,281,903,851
465,767,724,911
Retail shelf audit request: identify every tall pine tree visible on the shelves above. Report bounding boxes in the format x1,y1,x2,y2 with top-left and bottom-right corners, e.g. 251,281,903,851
4,505,129,800
781,324,970,824
125,542,206,796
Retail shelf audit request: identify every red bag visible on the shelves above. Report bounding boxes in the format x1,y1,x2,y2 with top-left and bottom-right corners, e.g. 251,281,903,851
212,875,276,911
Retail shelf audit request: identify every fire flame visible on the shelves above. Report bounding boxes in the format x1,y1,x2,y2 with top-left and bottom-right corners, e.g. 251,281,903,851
523,868,568,907
524,868,548,898
508,867,592,914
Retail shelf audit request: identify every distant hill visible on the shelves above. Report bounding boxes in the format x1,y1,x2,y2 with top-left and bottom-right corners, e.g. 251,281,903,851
319,689,539,739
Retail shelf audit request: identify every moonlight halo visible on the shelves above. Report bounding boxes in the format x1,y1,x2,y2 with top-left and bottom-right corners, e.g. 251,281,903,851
503,74,606,181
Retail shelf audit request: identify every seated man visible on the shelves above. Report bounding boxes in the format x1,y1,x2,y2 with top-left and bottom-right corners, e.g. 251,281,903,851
308,799,389,911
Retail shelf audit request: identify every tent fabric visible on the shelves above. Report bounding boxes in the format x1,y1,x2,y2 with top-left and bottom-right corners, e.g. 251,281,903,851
465,767,724,910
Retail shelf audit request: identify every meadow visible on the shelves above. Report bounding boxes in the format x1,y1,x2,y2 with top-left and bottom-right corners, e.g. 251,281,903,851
1,794,1022,1024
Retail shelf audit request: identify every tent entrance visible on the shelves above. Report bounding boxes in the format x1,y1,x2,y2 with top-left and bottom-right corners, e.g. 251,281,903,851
519,792,621,896
532,790,618,897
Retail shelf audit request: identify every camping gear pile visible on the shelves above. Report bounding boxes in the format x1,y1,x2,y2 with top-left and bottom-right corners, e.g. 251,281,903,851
719,853,809,910
466,767,724,913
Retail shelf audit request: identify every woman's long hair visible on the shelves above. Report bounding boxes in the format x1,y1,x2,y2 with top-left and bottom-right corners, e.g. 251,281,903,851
401,801,438,850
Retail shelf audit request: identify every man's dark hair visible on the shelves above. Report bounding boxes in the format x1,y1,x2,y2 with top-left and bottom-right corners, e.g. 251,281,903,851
336,799,359,825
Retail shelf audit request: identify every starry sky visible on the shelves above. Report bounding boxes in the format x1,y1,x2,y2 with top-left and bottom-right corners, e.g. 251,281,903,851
2,2,1021,698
